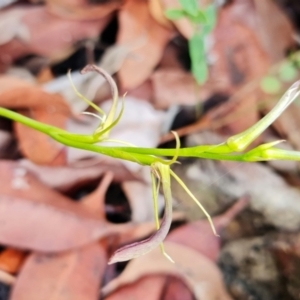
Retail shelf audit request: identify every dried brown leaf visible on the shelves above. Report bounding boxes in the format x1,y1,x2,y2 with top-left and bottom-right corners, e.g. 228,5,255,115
117,0,173,89
0,161,115,251
0,76,71,164
10,243,106,300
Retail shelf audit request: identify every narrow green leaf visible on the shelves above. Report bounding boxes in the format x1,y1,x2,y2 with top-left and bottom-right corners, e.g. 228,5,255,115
179,0,198,17
189,10,207,24
202,4,216,34
188,33,207,84
164,8,185,20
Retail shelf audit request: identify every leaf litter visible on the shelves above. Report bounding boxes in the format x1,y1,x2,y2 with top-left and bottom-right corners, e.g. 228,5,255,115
0,0,300,299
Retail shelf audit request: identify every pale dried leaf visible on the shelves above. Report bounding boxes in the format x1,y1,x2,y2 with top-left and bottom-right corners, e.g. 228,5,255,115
102,241,233,300
10,243,106,300
117,0,172,89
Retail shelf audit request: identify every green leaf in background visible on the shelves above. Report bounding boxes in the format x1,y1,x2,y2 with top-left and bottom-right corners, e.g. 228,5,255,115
202,4,216,34
164,8,185,20
278,61,297,82
179,0,198,17
189,32,208,84
189,10,207,24
260,76,282,94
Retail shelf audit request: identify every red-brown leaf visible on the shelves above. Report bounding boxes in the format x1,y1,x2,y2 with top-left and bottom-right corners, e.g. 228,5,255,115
10,243,106,300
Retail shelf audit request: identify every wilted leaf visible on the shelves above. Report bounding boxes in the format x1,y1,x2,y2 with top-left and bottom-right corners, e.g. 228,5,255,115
10,243,106,300
117,0,172,89
0,76,71,164
18,159,135,192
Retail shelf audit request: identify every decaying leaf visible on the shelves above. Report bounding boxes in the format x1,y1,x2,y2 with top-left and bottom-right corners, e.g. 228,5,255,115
10,243,106,300
117,0,173,89
18,159,136,192
0,76,71,164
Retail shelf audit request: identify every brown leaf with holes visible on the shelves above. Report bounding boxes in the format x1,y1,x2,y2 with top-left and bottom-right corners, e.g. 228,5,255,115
10,243,106,300
117,0,173,89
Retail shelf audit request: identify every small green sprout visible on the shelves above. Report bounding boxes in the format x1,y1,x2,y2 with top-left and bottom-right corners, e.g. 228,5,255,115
1,65,300,263
165,0,216,84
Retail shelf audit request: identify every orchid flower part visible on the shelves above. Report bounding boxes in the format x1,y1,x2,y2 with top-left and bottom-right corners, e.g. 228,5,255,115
68,65,124,142
108,162,173,264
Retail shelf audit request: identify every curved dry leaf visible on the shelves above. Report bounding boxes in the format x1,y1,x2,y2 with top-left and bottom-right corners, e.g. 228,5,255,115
117,0,173,89
10,243,106,300
18,159,136,192
0,195,113,252
102,241,233,300
0,76,71,165
15,113,66,165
